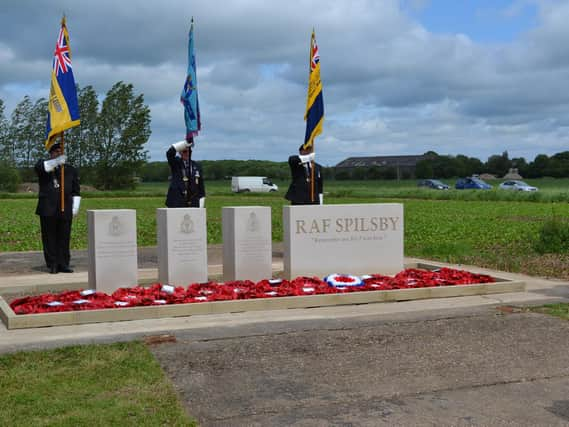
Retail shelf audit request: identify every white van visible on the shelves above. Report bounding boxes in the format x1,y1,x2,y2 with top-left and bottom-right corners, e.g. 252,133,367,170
231,176,278,193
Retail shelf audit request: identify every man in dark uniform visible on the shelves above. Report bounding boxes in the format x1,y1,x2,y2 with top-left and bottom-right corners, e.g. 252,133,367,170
285,147,323,205
35,143,81,274
165,136,206,208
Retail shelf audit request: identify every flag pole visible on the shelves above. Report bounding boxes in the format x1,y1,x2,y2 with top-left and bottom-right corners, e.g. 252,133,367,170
60,133,65,212
310,153,315,202
309,29,315,203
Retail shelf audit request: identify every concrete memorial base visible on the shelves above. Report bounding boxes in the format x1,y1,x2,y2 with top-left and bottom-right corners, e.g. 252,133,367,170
222,206,272,282
88,209,138,294
157,208,208,286
0,263,525,329
283,203,404,279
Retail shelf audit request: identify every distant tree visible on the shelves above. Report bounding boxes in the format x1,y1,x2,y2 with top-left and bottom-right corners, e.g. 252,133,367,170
367,166,384,180
547,151,569,178
415,159,434,179
0,99,9,163
28,98,48,162
66,85,99,168
526,154,550,178
93,82,150,189
352,167,367,180
139,161,170,182
511,157,528,176
335,168,351,180
8,96,33,167
485,151,512,177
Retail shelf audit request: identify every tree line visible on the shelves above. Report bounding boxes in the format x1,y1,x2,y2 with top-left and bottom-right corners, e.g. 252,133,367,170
414,150,569,180
140,150,569,183
0,82,150,191
2,83,569,192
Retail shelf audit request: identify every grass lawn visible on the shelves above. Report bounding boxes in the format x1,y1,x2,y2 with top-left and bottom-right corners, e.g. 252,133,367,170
0,341,195,426
1,179,569,278
531,303,569,320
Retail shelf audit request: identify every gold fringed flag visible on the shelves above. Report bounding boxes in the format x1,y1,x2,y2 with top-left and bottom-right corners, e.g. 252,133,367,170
300,30,324,151
181,18,201,140
45,16,80,150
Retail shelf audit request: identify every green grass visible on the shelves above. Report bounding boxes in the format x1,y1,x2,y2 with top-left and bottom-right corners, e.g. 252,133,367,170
531,303,569,320
0,341,195,426
2,179,569,278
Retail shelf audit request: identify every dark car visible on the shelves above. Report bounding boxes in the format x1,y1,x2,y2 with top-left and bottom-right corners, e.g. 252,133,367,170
455,177,492,190
417,179,449,190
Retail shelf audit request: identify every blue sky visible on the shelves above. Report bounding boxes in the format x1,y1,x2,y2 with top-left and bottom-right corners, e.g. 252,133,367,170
406,0,538,43
1,0,569,166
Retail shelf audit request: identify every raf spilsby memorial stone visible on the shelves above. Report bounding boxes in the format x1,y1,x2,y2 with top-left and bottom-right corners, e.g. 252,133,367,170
157,208,208,285
283,203,404,279
87,209,138,293
222,206,272,282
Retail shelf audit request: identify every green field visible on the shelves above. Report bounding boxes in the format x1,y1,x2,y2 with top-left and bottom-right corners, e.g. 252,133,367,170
2,179,569,279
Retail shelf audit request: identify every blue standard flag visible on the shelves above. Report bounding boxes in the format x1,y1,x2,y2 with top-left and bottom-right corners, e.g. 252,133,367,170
301,30,324,151
181,19,201,139
45,16,80,150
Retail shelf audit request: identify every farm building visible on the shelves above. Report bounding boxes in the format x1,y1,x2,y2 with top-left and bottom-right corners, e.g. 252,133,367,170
335,154,428,178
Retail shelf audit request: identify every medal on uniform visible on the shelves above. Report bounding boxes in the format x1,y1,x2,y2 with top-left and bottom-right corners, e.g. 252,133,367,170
53,178,60,189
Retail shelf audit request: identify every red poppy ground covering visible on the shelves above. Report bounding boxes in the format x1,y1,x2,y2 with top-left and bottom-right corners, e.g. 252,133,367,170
9,268,495,315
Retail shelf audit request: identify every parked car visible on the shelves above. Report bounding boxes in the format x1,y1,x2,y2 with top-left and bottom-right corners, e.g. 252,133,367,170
455,177,492,190
498,180,538,192
231,176,278,193
417,179,449,190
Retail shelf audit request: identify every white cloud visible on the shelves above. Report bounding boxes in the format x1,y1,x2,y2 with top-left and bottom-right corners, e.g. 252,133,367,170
1,0,569,166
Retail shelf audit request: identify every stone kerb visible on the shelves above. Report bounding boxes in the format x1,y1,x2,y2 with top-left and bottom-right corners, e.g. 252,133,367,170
157,208,208,286
87,209,138,294
283,203,404,279
222,206,272,282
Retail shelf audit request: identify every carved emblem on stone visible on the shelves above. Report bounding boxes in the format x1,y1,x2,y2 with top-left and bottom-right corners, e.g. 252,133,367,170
109,216,123,236
246,212,259,233
180,214,194,234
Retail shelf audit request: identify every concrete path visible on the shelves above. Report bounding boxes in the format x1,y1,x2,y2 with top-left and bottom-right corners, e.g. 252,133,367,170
150,307,569,426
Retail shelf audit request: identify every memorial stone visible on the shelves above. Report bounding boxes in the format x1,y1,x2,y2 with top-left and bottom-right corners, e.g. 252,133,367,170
222,207,272,282
283,203,404,279
88,209,138,293
157,208,208,285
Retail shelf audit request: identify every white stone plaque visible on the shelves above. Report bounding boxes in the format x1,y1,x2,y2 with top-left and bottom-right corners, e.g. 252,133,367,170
87,209,138,293
222,207,272,282
283,203,404,279
157,208,207,286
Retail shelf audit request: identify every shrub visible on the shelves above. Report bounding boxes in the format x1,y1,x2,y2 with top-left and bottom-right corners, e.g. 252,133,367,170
0,163,21,192
534,217,569,254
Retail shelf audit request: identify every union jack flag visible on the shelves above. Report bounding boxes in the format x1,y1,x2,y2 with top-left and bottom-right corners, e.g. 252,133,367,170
53,26,72,75
45,16,80,150
310,37,320,72
302,30,324,152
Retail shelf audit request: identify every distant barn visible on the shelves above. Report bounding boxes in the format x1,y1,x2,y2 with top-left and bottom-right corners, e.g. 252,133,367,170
335,155,428,178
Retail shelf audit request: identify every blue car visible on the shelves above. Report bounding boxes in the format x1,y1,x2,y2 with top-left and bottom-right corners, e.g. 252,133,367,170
455,177,492,190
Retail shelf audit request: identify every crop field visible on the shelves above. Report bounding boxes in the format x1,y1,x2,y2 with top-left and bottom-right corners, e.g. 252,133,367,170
1,178,568,279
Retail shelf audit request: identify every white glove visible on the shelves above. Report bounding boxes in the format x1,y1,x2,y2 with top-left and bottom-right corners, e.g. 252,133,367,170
43,158,59,172
72,196,81,216
199,197,205,208
45,155,66,172
319,193,323,205
299,152,315,164
172,140,192,152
